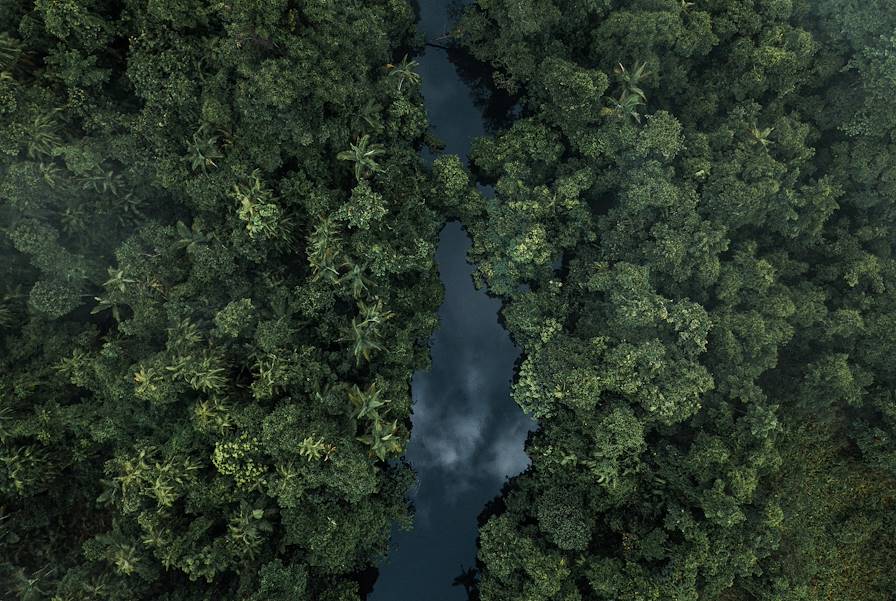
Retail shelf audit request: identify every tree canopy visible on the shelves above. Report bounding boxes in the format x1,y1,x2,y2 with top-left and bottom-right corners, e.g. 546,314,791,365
2,0,896,600
1,1,443,599
447,0,896,599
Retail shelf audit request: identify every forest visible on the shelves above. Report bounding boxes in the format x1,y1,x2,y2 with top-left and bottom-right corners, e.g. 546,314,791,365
1,1,895,600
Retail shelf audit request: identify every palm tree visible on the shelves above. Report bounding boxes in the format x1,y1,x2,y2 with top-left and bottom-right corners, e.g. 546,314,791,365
452,565,479,598
26,111,63,159
357,418,402,461
307,217,342,283
386,55,421,93
132,365,160,397
337,135,386,181
339,261,374,299
8,565,55,601
749,125,775,149
358,98,384,133
38,161,61,189
78,167,124,196
349,382,391,421
298,436,336,461
184,350,228,393
233,169,288,240
614,61,651,102
103,267,136,293
193,397,234,433
171,220,209,254
90,295,124,322
226,504,272,560
340,300,394,364
601,92,644,124
342,317,384,364
166,318,202,352
601,60,652,124
185,126,223,172
358,298,394,326
0,304,11,329
0,290,20,329
0,32,21,76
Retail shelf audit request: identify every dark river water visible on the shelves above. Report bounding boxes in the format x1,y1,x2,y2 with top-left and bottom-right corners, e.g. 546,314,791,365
367,2,535,600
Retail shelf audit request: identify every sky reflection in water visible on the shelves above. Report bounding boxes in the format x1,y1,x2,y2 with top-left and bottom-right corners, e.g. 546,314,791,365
367,1,535,599
369,221,534,601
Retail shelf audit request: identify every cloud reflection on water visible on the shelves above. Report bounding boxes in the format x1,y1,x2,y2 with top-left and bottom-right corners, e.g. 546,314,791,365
369,222,535,601
367,2,535,598
405,223,533,498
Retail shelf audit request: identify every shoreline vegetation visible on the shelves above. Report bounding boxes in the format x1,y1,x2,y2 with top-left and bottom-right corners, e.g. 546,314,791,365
2,1,895,600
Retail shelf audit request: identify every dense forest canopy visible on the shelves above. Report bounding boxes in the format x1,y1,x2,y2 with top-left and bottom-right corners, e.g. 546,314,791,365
2,0,896,600
445,0,896,599
1,1,444,599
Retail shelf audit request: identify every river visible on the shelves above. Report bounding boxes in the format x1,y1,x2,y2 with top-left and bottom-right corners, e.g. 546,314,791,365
366,1,535,600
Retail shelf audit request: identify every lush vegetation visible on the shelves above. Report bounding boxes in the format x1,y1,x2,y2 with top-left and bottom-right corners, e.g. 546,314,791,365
438,0,896,601
3,0,896,600
441,0,896,599
0,1,443,599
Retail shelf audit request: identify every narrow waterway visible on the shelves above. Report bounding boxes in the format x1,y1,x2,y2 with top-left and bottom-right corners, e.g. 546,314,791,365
367,2,535,600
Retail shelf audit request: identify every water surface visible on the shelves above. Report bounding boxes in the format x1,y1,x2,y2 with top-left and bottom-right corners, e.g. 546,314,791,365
367,2,535,599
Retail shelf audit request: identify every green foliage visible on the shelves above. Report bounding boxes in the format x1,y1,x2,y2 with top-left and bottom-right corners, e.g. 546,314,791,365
249,560,309,601
337,135,387,182
337,181,388,230
28,279,83,319
535,487,590,551
386,55,421,93
213,298,255,338
455,0,896,599
233,169,289,241
4,0,895,598
341,298,395,365
0,1,441,598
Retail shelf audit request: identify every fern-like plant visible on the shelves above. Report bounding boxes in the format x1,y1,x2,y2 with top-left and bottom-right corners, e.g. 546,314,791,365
307,216,342,283
184,126,223,172
25,111,63,159
386,55,421,93
0,32,22,75
337,135,386,181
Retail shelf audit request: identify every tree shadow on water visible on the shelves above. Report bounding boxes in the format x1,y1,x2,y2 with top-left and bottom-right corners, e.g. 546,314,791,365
452,564,480,601
444,44,521,135
414,0,522,134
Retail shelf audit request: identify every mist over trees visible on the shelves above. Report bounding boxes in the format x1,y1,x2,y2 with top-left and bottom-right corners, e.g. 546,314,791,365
2,1,895,600
1,1,443,599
